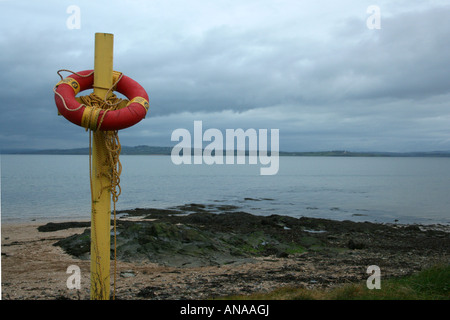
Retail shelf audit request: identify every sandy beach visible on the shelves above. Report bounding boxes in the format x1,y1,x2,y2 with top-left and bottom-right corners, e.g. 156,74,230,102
2,208,449,300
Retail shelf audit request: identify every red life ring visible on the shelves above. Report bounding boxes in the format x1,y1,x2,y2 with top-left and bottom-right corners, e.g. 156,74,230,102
54,70,149,131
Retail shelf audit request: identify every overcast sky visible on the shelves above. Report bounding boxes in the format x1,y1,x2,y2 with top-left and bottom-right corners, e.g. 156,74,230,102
0,0,449,152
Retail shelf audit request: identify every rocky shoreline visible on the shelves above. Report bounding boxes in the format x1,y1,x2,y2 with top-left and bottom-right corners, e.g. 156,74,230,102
2,203,449,300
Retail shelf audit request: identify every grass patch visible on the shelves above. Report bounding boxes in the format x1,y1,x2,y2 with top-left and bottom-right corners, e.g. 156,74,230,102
216,264,450,300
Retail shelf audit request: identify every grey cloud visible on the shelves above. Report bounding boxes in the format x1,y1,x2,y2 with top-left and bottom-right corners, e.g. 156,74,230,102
129,5,450,118
1,1,449,152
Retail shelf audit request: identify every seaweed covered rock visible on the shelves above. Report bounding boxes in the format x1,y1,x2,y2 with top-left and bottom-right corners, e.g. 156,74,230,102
48,204,450,270
52,215,311,267
54,228,91,259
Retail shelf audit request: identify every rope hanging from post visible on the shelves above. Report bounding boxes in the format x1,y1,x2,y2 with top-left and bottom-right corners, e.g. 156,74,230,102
89,128,121,299
104,129,122,300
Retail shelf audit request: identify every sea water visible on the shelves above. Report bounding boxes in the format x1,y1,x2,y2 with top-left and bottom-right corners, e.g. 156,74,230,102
1,154,450,225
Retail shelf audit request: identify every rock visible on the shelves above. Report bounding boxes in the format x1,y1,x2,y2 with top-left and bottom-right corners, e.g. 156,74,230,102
137,286,158,298
51,203,450,272
38,221,90,232
120,270,136,278
404,225,421,232
276,251,289,258
347,239,365,250
53,228,91,259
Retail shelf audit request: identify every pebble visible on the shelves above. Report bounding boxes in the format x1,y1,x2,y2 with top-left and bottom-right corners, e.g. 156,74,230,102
120,270,136,278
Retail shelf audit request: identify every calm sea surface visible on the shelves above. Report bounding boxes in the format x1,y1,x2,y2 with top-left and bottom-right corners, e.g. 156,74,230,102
1,154,450,225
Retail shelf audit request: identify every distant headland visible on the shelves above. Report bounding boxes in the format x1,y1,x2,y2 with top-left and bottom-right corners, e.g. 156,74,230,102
2,145,450,157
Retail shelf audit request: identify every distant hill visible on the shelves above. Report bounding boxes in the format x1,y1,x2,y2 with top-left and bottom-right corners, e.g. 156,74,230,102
1,145,172,155
2,146,450,157
279,150,450,157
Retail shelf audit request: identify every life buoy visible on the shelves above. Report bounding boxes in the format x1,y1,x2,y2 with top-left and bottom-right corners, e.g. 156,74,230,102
54,70,149,131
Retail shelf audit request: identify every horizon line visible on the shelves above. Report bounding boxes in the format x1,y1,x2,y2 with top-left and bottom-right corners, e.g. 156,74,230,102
2,145,450,156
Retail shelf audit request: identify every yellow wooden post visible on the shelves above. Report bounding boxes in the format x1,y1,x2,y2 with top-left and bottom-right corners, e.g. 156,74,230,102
90,32,114,300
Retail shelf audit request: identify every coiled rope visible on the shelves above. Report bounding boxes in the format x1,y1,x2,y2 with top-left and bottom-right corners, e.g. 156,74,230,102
54,69,123,299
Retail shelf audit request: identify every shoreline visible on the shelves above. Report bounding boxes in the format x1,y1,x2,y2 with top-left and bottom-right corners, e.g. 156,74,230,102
2,206,449,300
3,211,449,228
3,197,450,227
